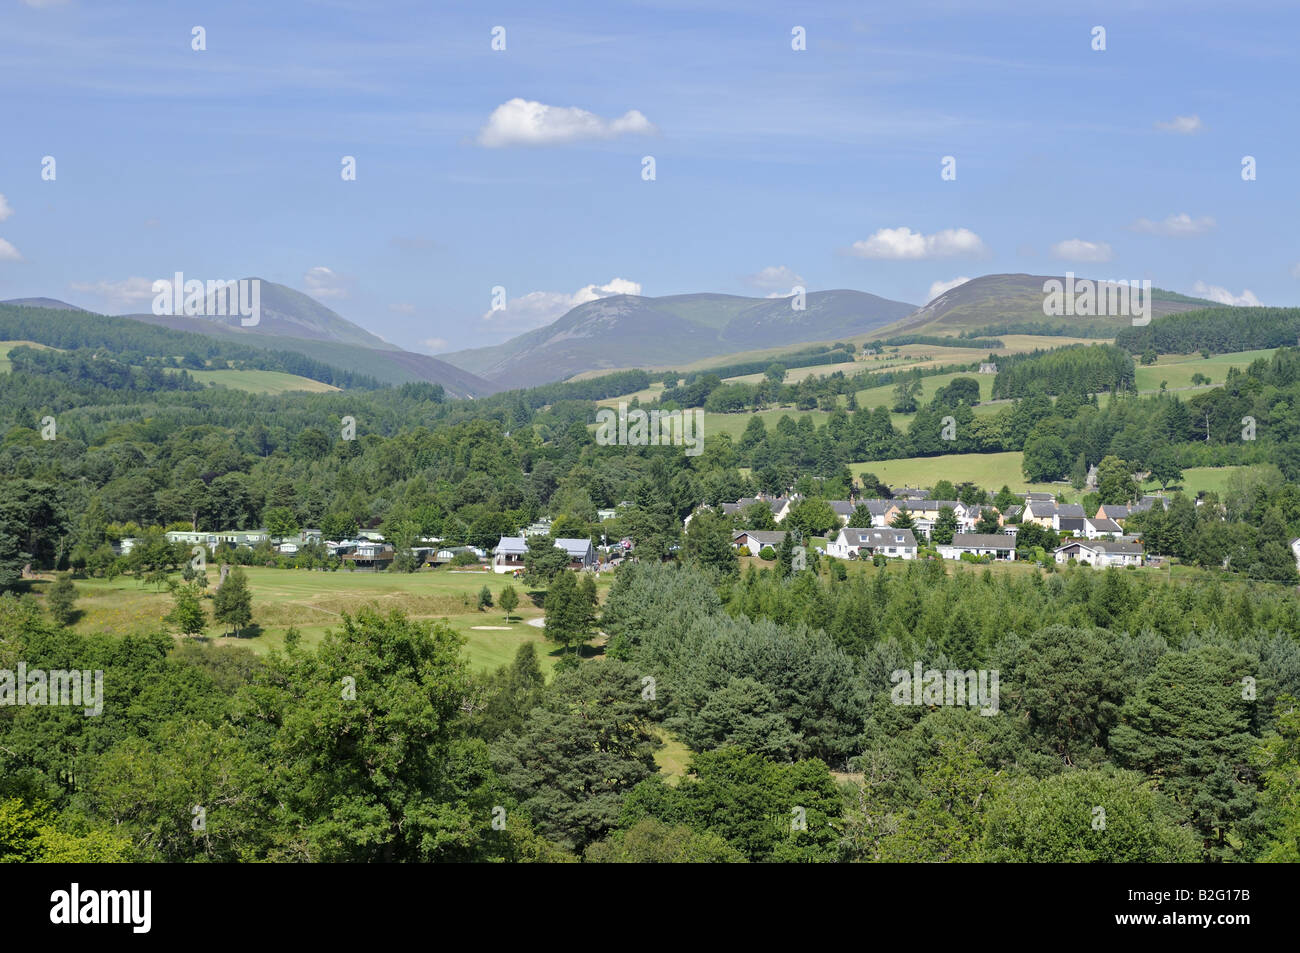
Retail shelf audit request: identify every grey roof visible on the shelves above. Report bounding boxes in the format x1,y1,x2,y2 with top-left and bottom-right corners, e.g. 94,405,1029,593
1025,492,1056,502
555,538,595,557
1098,505,1130,519
947,534,1016,549
494,536,529,555
1056,540,1144,555
1058,518,1088,533
733,530,789,546
842,527,917,548
1057,504,1086,518
1087,517,1124,533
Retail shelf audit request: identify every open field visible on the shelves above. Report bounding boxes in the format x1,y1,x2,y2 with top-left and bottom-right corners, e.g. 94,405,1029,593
0,340,57,371
185,369,340,394
34,566,611,674
1134,348,1275,393
850,452,1048,494
853,369,996,409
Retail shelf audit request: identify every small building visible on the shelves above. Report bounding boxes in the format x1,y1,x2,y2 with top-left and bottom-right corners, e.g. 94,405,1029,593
732,530,790,557
978,362,998,374
1084,517,1124,539
166,528,269,552
938,533,1017,561
1054,540,1145,568
341,540,395,570
491,536,595,573
938,532,1016,560
827,527,918,560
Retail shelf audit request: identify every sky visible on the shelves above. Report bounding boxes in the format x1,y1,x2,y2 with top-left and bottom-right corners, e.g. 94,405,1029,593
0,0,1296,356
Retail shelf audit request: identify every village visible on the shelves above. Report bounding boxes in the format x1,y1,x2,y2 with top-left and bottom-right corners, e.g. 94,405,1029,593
113,485,1176,577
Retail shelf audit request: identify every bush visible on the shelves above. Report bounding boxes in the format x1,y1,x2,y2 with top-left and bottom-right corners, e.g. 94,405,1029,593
758,546,777,561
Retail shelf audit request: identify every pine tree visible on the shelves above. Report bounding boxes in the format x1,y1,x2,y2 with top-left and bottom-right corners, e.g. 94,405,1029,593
212,566,253,637
499,584,519,622
167,583,207,638
477,584,493,610
46,574,78,625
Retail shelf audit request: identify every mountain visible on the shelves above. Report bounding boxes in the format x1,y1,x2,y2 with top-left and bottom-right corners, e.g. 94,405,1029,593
870,274,1220,338
0,297,88,311
443,289,915,388
123,279,497,398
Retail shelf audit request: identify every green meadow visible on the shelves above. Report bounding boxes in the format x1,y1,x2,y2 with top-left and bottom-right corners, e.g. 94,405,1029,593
35,565,613,674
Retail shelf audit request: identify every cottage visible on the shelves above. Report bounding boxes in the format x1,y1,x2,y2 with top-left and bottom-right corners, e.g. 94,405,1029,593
938,533,1017,561
1054,540,1145,568
732,529,790,557
340,540,395,570
829,499,892,527
827,527,918,560
165,528,270,552
492,536,595,573
978,362,998,374
1084,517,1124,539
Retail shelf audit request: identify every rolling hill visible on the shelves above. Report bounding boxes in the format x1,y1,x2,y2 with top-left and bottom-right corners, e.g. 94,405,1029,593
442,289,915,388
871,274,1218,338
120,279,497,398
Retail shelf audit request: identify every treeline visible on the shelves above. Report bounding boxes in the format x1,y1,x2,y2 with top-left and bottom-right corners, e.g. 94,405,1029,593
992,344,1136,398
0,303,381,389
8,347,206,393
675,343,856,384
1115,306,1300,356
877,334,1004,349
961,321,1113,339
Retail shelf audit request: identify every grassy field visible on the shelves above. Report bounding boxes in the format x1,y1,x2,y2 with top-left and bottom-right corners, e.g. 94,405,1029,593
1134,348,1274,393
35,565,606,674
853,369,996,410
0,340,57,372
185,369,340,394
850,452,1049,494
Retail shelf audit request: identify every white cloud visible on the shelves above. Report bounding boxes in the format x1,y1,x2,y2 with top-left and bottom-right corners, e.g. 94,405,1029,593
1191,281,1262,307
69,277,155,308
420,337,449,352
1155,114,1203,134
302,266,348,299
0,195,12,223
746,265,804,290
1050,239,1113,263
850,227,989,260
1129,213,1215,237
0,239,23,262
482,277,641,333
477,98,655,147
927,276,971,301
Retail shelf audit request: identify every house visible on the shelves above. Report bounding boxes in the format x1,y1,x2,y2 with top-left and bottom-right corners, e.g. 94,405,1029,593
1095,504,1132,524
732,530,790,557
1084,517,1124,539
165,528,270,552
978,362,998,374
491,536,595,573
277,542,299,555
1054,540,1145,568
492,536,529,573
113,537,138,556
888,500,970,539
689,494,797,529
340,540,395,570
1292,538,1300,574
1022,499,1058,528
938,533,1017,561
827,527,918,560
556,537,597,570
828,499,892,527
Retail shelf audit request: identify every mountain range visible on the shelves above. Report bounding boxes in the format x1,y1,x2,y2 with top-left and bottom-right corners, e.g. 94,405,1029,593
441,289,916,388
1,273,1234,395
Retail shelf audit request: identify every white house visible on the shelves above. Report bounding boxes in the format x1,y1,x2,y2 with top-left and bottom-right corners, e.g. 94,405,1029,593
938,533,1017,561
827,527,918,560
1054,540,1145,568
732,529,790,557
1084,517,1124,539
492,536,596,573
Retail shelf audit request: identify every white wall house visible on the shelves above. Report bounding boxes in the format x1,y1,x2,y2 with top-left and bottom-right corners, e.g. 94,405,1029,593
827,527,917,560
937,533,1017,561
1054,540,1145,568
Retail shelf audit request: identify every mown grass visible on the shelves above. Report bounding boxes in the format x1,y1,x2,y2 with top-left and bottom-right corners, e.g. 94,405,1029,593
35,566,614,674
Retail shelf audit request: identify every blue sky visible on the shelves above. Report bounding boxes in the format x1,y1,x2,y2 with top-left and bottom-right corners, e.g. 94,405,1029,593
0,0,1296,355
